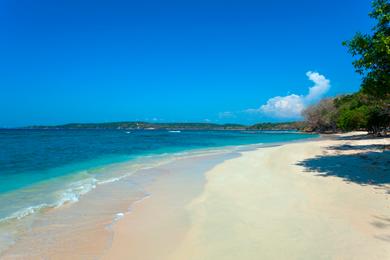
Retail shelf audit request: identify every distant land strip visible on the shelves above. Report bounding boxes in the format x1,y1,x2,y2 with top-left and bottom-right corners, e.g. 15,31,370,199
18,121,306,131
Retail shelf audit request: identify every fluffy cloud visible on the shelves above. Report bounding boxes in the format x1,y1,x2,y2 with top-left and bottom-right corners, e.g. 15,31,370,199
305,71,330,102
249,71,330,119
259,94,305,118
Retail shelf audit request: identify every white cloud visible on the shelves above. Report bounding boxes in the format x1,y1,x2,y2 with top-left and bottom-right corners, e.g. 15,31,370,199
248,71,330,119
304,71,330,102
259,94,305,118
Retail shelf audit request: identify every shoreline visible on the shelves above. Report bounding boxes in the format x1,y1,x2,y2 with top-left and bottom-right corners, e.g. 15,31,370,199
102,150,242,260
2,132,389,259
105,132,390,260
1,142,248,258
0,132,316,226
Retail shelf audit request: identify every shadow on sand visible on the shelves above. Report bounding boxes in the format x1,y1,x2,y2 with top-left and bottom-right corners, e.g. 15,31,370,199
298,150,390,186
372,216,390,242
335,133,388,141
298,136,390,242
327,144,389,151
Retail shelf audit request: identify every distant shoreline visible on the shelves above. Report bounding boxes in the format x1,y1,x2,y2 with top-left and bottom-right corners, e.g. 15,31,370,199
4,121,306,131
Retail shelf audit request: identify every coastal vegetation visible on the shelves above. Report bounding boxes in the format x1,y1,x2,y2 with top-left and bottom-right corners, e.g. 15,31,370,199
248,121,305,131
303,0,389,135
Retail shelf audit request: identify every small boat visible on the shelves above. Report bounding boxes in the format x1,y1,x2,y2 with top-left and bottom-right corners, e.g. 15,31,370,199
168,130,181,133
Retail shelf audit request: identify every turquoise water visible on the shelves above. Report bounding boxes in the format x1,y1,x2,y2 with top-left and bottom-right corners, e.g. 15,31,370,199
0,129,316,223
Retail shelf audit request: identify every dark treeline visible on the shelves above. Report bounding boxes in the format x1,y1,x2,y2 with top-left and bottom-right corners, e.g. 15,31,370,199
248,122,305,131
302,0,389,135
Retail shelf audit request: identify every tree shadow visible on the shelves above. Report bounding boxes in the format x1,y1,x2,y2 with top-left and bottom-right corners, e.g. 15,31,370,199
299,138,390,243
372,216,390,242
327,144,389,151
371,216,390,229
335,134,388,141
297,150,390,186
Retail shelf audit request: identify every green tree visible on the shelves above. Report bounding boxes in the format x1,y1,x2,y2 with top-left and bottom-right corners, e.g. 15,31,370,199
341,0,389,135
334,93,390,134
343,0,389,98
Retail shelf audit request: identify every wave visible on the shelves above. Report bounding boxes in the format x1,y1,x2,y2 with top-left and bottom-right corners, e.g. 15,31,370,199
55,178,98,206
4,203,49,222
0,178,99,223
0,152,175,224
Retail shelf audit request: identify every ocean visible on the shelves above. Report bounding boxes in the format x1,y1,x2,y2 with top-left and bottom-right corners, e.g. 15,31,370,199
0,129,316,254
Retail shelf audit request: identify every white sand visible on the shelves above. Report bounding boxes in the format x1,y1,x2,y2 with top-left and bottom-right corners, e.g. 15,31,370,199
106,133,390,260
171,133,390,259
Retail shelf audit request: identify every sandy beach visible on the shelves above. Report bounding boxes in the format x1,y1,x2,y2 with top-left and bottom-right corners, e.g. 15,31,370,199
104,132,390,260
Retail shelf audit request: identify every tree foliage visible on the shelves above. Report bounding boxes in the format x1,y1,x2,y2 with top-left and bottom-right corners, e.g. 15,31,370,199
334,94,369,131
343,0,390,98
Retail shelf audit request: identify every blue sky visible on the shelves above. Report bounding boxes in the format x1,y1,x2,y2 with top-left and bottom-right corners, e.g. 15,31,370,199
0,0,372,127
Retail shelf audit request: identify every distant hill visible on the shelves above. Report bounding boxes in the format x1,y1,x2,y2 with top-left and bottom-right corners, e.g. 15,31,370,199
248,122,305,131
24,121,305,131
